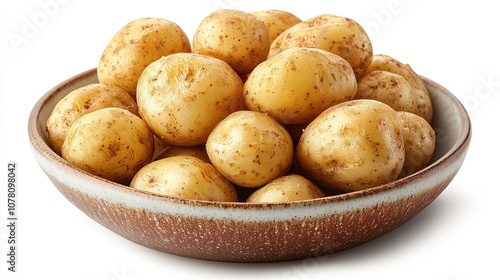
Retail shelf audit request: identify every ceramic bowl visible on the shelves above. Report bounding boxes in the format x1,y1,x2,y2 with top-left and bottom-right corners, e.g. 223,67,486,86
28,68,471,262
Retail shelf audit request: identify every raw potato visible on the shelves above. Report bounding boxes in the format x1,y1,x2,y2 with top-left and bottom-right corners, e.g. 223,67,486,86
206,110,294,188
154,145,210,163
130,156,238,202
356,70,424,117
61,107,154,184
46,83,139,155
397,111,436,178
296,99,405,193
250,9,302,43
136,52,245,146
192,9,270,75
364,54,433,123
247,174,325,203
48,9,435,203
268,14,373,78
97,17,191,96
244,47,357,125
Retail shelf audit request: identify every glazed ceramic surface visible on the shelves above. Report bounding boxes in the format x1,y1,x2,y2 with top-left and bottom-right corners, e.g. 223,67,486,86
28,69,471,262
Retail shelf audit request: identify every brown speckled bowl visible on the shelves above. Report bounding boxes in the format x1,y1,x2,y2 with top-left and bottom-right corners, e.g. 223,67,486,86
28,68,471,262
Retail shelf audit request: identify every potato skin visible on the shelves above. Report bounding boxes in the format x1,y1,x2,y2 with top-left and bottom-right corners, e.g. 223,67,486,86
136,52,245,146
268,14,373,78
250,9,301,43
192,9,270,75
130,156,238,202
206,110,294,188
397,111,436,178
364,54,433,123
296,99,405,193
46,83,139,155
356,70,424,116
247,174,325,203
61,107,154,184
244,47,357,125
97,17,191,96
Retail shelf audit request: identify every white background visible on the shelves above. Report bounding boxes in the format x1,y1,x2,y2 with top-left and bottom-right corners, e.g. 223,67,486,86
1,0,498,279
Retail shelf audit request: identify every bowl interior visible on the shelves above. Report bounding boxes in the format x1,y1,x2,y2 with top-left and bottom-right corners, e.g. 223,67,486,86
426,79,468,164
31,69,470,201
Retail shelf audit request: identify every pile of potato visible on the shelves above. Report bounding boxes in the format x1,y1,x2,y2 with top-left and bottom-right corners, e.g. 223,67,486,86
46,9,435,203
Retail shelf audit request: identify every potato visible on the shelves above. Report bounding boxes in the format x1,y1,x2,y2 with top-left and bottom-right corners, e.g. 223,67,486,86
295,99,405,193
356,70,425,117
136,52,245,146
397,111,436,178
192,9,270,75
364,54,433,122
130,156,238,202
250,9,302,43
46,83,139,155
154,145,210,163
61,107,154,184
97,17,191,96
206,110,294,188
246,174,325,203
268,14,373,78
244,47,357,125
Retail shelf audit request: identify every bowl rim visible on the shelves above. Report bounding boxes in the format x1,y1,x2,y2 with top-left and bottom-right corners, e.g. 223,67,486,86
28,68,472,210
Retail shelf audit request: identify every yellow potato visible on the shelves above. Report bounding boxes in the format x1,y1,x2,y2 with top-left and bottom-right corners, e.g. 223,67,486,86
192,9,270,75
268,14,373,78
244,47,357,125
61,107,154,184
154,145,210,163
246,174,325,203
356,70,425,117
136,52,245,146
46,83,138,155
397,111,436,178
206,110,294,188
250,9,302,43
130,156,238,202
364,54,433,122
296,99,405,193
97,17,191,96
